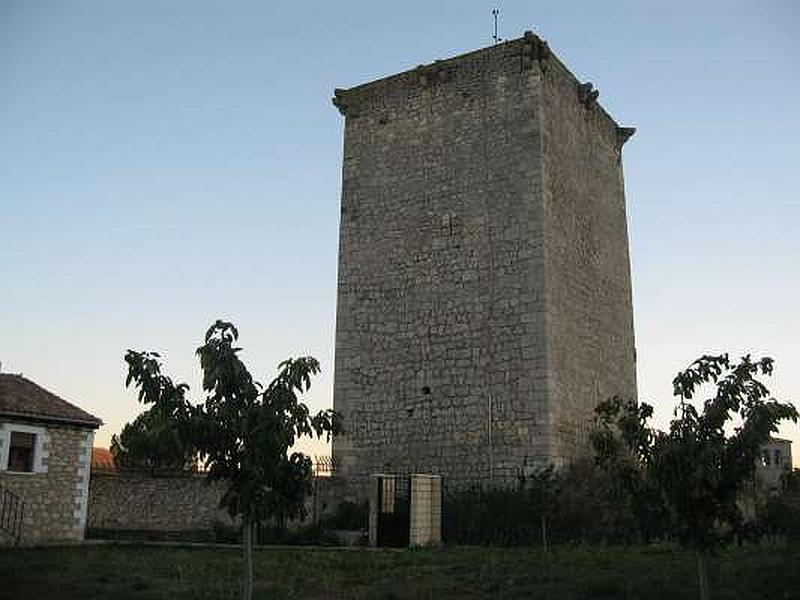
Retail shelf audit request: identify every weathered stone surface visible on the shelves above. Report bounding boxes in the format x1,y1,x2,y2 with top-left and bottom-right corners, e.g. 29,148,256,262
331,32,636,494
88,472,231,534
409,474,441,547
0,423,93,545
88,472,351,535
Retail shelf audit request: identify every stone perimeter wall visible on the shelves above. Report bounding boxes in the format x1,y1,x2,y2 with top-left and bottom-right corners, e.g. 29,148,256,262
332,32,637,493
88,472,231,535
88,473,348,536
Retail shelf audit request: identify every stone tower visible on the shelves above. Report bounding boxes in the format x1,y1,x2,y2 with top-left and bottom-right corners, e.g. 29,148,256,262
331,32,637,490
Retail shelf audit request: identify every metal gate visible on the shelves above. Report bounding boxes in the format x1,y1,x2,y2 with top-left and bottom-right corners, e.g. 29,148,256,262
0,486,24,545
375,475,410,547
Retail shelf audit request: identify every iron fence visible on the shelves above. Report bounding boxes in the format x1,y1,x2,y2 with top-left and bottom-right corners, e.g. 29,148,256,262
0,487,24,545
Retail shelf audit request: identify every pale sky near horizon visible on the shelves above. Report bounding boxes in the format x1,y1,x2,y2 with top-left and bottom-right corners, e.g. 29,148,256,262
1,1,798,465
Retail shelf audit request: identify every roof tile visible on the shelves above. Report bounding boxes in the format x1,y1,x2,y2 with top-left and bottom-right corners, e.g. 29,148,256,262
0,374,102,428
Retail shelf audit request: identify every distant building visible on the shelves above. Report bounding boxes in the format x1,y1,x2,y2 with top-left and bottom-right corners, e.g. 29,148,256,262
0,373,102,545
91,447,116,474
755,437,793,495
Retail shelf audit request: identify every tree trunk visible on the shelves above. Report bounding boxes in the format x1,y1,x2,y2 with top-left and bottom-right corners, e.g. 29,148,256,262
541,515,549,554
697,550,709,600
242,518,253,600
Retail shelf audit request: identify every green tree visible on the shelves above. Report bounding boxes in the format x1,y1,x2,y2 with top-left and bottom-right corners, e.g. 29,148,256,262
110,405,196,471
593,354,797,600
591,396,666,543
664,354,796,600
123,320,341,600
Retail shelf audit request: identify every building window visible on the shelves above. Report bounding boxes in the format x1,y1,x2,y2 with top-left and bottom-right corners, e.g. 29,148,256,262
774,450,783,467
8,431,36,472
761,450,771,467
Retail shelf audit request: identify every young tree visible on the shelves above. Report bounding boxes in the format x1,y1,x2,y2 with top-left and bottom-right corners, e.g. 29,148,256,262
662,354,796,600
124,320,341,600
593,354,797,600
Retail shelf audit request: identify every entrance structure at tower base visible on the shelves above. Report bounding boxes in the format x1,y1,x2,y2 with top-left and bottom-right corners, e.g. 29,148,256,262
368,473,442,548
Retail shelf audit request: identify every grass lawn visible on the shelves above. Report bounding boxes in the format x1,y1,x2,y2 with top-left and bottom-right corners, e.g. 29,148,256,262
1,543,798,599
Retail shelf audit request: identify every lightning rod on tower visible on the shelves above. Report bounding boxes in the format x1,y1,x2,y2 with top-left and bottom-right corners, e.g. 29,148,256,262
492,7,503,44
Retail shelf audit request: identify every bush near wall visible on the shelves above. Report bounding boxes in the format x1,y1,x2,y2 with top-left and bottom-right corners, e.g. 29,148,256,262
442,461,644,546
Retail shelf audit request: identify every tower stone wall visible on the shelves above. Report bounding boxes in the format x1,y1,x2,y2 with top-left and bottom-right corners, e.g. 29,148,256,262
331,32,636,493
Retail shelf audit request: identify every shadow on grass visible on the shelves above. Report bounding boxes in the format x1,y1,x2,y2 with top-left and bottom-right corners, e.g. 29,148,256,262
0,543,797,599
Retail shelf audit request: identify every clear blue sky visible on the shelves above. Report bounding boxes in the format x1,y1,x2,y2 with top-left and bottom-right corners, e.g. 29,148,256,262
1,1,798,463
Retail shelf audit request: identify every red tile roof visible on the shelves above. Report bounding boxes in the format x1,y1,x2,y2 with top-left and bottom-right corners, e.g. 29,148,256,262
91,447,116,472
0,373,102,428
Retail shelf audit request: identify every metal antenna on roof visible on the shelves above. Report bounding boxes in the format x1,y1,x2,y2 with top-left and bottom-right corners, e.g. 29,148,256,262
492,7,503,44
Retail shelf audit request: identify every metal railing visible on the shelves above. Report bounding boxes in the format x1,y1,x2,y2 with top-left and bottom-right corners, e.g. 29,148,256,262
313,455,338,477
0,486,24,545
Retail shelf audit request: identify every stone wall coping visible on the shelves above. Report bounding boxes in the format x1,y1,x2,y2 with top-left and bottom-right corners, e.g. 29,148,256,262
91,470,210,480
332,31,631,136
0,411,100,430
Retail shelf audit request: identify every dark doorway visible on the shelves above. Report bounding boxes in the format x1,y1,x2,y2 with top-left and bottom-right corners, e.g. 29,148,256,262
375,475,410,547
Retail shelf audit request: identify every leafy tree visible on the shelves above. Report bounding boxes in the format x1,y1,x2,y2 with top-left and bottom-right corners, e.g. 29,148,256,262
591,396,667,543
593,354,797,600
552,458,641,544
123,320,341,600
110,404,196,471
663,354,797,599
